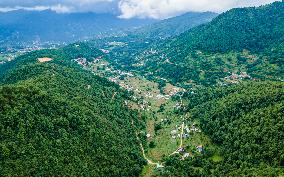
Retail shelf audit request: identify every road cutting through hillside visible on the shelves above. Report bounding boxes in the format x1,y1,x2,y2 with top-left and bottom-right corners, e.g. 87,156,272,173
132,120,164,168
169,121,185,156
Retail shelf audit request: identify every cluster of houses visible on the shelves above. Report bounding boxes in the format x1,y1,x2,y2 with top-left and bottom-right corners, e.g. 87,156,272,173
171,123,201,139
74,58,88,67
93,56,103,63
144,92,154,98
119,82,134,92
155,88,185,101
109,77,135,92
186,124,202,133
109,77,119,84
108,41,126,46
147,87,185,101
176,144,204,160
89,56,189,114
156,94,170,100
144,48,158,55
107,69,134,83
100,49,110,54
106,69,134,78
225,72,252,82
138,99,151,111
168,87,186,97
177,147,192,159
174,102,184,110
169,123,204,159
76,56,107,69
0,51,20,63
107,71,184,105
148,88,182,100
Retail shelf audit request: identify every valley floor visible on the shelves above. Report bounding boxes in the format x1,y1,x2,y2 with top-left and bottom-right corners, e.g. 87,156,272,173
83,57,218,176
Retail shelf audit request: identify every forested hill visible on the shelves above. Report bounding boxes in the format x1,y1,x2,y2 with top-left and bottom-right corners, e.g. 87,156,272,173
133,12,218,39
160,82,284,176
123,1,284,86
0,44,147,176
168,1,284,54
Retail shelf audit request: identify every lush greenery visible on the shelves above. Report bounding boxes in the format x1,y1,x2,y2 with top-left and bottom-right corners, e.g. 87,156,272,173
0,46,147,176
168,1,284,53
0,2,283,177
158,1,283,85
98,1,284,86
157,81,284,176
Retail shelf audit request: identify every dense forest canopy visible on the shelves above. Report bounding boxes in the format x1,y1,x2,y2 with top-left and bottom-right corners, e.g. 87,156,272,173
168,1,284,53
0,45,147,176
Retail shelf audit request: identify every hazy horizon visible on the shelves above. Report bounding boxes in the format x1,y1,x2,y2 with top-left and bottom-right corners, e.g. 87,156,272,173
0,0,280,19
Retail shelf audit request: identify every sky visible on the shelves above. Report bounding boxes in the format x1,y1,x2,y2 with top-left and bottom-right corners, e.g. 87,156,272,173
0,0,280,19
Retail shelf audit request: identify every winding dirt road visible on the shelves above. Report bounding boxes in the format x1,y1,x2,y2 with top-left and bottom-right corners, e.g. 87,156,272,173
169,121,185,156
132,120,164,168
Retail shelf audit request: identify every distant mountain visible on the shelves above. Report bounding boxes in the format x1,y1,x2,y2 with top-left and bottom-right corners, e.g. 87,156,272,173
134,12,218,38
0,10,157,45
84,12,218,73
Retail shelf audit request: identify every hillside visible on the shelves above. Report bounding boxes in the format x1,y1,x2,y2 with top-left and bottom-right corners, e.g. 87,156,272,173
168,1,284,53
84,12,218,72
112,1,284,86
0,45,147,176
158,82,284,176
133,12,218,39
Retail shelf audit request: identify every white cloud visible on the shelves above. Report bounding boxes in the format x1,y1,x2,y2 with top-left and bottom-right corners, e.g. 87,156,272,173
118,0,280,19
0,5,73,13
50,4,73,13
0,0,118,13
0,0,280,18
0,7,16,12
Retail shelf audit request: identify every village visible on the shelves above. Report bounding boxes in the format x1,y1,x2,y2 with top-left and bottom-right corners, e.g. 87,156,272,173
223,71,254,84
0,42,63,65
74,54,187,109
72,51,213,172
0,51,20,64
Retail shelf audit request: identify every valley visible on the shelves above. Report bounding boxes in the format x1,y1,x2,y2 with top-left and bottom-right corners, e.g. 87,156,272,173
0,1,283,177
71,44,229,176
71,2,284,175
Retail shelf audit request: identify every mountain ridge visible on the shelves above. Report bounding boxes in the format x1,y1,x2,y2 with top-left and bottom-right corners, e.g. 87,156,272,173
116,1,284,86
0,10,157,45
133,11,218,39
